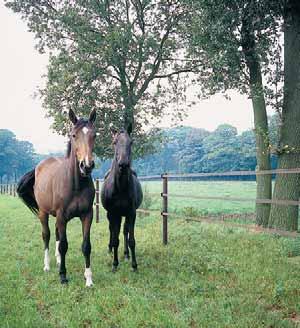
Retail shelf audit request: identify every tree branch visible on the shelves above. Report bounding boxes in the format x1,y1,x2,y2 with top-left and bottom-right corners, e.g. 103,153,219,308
154,68,196,79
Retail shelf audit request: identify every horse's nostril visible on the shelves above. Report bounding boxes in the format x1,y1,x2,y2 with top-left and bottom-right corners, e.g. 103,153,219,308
119,162,128,169
80,161,85,169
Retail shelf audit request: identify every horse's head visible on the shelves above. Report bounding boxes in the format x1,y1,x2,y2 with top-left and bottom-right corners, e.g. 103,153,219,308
69,108,97,177
111,123,133,174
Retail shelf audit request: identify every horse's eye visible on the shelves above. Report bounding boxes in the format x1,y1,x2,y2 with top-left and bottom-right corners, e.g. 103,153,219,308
72,134,76,138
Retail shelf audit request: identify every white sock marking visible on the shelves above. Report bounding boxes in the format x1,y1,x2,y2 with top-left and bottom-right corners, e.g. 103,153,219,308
43,249,50,272
55,241,61,265
84,267,93,287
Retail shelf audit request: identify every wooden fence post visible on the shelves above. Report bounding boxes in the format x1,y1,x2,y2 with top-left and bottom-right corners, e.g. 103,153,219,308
95,179,100,223
161,173,168,245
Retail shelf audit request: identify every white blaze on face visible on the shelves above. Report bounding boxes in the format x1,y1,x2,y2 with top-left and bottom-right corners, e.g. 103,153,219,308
82,127,91,166
82,127,89,135
84,267,93,287
55,241,61,265
43,249,50,272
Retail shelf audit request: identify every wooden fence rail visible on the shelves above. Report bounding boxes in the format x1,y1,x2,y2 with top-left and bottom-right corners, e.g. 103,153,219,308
3,168,300,243
94,168,300,244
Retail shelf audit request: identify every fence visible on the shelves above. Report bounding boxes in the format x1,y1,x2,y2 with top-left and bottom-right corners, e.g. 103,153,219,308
0,183,17,197
3,168,300,243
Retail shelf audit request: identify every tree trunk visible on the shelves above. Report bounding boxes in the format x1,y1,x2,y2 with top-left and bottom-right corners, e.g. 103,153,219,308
241,17,272,227
268,0,300,231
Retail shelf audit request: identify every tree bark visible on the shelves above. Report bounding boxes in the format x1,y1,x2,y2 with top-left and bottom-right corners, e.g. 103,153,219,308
241,17,272,227
268,0,300,231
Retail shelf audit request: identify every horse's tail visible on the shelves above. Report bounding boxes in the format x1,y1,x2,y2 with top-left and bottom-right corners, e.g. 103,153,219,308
17,169,39,215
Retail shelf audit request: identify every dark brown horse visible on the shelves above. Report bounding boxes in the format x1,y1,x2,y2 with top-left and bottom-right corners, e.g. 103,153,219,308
101,125,143,272
17,109,97,286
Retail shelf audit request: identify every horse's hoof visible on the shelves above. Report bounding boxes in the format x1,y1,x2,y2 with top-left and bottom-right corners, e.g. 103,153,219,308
85,280,93,287
112,266,118,273
60,275,68,284
132,266,138,272
124,255,130,261
43,266,50,272
61,278,68,284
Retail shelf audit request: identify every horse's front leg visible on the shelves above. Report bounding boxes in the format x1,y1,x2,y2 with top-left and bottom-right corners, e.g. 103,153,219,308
108,212,121,272
80,211,93,287
127,212,137,271
56,216,68,284
55,224,61,266
123,219,130,260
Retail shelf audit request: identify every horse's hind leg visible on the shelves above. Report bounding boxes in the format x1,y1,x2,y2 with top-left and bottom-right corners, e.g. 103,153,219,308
108,225,113,254
81,212,93,287
39,211,50,272
56,216,68,284
123,219,130,260
127,212,137,272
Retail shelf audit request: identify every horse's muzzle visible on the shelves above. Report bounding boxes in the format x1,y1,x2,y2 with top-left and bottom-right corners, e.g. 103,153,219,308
79,160,95,176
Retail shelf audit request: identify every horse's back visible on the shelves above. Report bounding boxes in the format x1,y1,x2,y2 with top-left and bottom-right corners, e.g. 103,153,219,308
36,157,65,178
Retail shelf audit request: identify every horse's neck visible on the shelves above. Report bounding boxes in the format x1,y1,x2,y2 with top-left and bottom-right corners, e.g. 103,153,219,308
67,149,83,192
111,159,130,193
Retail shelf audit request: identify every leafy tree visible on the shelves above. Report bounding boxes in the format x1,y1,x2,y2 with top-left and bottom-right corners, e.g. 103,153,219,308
6,0,196,158
268,0,300,230
131,124,260,176
183,0,282,226
176,127,209,173
0,129,36,182
200,125,242,172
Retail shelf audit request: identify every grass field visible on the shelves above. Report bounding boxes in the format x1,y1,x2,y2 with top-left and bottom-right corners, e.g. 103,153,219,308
140,180,256,216
2,195,300,327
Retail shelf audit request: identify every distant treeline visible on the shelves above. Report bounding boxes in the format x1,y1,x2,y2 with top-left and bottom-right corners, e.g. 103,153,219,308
0,129,36,183
1,117,278,182
93,118,278,178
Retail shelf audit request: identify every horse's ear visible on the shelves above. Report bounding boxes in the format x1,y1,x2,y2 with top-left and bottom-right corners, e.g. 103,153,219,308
89,108,96,124
127,122,133,135
69,109,78,125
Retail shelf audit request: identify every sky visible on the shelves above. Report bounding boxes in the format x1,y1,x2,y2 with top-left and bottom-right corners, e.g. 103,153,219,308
0,3,256,154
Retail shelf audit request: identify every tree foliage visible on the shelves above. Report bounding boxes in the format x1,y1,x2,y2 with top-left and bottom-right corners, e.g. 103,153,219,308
5,0,198,158
93,121,279,177
0,130,36,182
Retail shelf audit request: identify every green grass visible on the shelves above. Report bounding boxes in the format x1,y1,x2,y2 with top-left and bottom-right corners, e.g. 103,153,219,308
2,195,300,327
141,180,256,215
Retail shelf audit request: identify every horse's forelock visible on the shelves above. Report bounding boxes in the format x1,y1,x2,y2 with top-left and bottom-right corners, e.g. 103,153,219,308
66,119,94,158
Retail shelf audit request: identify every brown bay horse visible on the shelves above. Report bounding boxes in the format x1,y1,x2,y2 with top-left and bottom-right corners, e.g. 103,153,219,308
17,109,97,286
101,125,143,272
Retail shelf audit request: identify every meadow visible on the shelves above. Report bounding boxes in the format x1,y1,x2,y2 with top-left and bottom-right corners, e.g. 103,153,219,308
140,180,256,216
2,194,300,327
